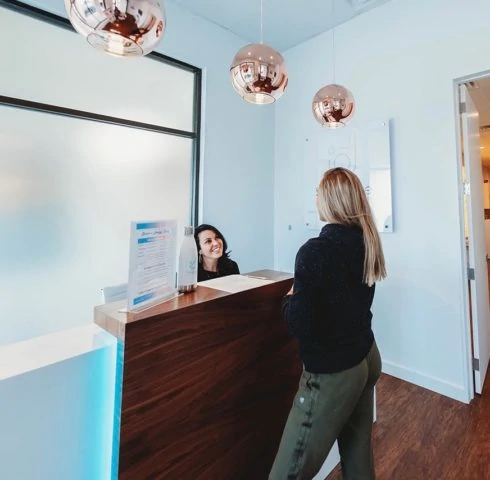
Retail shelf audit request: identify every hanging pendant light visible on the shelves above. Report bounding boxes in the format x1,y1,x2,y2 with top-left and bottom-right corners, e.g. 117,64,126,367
312,0,355,128
230,0,288,104
65,0,166,57
312,84,355,128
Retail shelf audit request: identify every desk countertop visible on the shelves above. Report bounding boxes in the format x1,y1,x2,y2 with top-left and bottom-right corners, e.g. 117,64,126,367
94,269,292,340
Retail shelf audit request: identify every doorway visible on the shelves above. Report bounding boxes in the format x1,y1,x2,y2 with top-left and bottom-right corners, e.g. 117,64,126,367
456,74,490,400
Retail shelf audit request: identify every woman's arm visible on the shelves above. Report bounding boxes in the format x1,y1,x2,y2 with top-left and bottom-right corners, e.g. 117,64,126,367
282,240,324,340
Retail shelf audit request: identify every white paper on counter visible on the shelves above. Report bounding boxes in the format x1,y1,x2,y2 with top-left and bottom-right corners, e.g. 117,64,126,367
198,274,273,293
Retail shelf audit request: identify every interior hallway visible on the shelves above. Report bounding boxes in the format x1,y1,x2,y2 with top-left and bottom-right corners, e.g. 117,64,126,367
327,374,490,480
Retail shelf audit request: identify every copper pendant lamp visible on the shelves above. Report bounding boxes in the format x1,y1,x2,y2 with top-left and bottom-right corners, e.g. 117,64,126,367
312,0,355,128
312,84,355,128
230,0,288,105
65,0,166,57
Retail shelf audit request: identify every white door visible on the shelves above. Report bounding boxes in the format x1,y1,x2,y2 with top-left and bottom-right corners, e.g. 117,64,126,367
461,84,490,394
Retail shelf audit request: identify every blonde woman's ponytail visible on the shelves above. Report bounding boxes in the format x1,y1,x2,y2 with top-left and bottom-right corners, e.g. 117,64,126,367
316,167,386,286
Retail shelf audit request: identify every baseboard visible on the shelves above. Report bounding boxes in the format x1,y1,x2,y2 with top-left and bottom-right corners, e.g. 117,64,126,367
382,360,470,404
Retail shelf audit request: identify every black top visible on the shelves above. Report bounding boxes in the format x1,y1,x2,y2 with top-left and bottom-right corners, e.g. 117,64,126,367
282,223,375,374
198,258,240,282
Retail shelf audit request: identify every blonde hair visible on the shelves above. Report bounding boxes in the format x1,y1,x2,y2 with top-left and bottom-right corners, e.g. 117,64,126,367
316,167,386,286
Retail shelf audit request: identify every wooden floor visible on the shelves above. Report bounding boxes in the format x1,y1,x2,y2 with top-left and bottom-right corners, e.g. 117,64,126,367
326,374,490,480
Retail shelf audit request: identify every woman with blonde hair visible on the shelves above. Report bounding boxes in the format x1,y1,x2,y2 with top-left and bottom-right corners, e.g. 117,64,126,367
269,167,386,480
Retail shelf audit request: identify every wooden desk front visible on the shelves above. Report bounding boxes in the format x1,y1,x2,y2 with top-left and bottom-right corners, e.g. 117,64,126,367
95,270,301,480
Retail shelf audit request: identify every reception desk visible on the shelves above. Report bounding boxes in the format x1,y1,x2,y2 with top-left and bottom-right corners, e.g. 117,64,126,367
95,270,301,480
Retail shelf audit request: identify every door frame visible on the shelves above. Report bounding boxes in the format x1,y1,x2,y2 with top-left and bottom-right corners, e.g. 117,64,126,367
454,69,490,402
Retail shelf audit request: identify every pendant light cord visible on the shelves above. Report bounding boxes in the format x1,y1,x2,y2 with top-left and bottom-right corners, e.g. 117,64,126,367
332,0,336,83
260,0,264,44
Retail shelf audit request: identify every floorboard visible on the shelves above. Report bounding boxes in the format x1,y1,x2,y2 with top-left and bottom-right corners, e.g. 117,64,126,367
326,374,490,480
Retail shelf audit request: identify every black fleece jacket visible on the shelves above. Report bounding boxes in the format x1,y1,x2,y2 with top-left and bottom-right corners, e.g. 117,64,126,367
282,223,375,374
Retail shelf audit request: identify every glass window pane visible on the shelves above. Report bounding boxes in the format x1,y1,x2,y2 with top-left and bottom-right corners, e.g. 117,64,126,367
0,106,193,345
0,7,195,133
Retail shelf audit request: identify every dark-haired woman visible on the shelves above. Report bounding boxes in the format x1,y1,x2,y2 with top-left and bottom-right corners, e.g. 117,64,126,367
194,224,239,282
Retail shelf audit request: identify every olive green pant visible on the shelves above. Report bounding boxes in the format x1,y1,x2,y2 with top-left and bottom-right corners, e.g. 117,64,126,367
269,342,381,480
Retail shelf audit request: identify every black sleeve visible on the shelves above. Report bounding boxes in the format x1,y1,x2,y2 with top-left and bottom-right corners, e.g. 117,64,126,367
283,240,325,340
222,258,239,276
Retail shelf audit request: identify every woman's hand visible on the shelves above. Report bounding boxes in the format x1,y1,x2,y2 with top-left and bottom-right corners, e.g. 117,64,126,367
286,284,294,296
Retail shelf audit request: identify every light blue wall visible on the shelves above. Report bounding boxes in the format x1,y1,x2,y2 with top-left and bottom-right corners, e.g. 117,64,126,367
273,0,490,402
162,2,276,273
0,344,116,480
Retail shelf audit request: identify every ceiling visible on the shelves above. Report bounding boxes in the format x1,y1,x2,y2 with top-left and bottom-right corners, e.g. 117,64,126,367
468,78,490,167
18,0,395,51
168,0,394,51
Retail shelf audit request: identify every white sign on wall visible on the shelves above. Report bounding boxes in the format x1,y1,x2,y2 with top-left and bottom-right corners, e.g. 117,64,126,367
304,119,393,233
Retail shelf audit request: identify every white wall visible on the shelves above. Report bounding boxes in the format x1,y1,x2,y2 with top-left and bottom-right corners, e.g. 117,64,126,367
163,2,276,272
274,0,490,402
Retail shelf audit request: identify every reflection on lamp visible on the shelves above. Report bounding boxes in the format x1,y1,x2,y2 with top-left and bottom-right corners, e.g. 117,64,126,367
65,0,166,57
312,84,355,128
230,43,288,105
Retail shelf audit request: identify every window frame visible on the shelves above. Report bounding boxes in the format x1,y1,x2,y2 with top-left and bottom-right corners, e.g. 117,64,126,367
0,0,202,224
